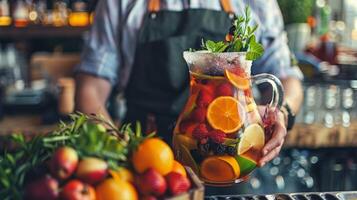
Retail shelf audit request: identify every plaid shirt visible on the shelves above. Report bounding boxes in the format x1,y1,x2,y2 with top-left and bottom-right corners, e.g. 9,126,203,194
77,0,303,87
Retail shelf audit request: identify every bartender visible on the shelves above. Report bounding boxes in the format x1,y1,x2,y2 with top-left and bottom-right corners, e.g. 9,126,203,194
75,0,303,168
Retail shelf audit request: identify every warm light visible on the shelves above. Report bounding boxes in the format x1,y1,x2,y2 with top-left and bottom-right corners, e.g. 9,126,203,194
352,29,357,41
69,12,89,27
29,11,38,21
0,16,11,26
90,12,94,24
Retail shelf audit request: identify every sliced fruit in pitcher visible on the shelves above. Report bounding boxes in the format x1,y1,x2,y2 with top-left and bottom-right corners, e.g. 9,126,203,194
191,71,226,80
173,134,197,150
201,156,240,182
178,144,199,174
235,155,257,177
207,96,243,133
179,120,197,136
225,69,250,90
237,123,265,155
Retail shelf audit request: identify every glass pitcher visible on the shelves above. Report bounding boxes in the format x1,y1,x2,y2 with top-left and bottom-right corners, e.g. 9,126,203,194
173,51,284,185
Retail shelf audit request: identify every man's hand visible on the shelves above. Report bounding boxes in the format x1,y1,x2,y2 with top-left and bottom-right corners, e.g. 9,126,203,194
257,105,287,167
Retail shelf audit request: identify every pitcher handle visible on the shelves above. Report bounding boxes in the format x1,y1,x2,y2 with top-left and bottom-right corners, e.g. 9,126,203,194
251,73,284,109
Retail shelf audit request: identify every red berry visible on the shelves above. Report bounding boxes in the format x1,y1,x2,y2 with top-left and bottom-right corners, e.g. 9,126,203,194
232,67,247,77
244,89,253,98
216,82,234,97
190,107,207,122
192,124,209,141
165,172,191,196
179,120,197,136
196,91,214,107
209,130,226,144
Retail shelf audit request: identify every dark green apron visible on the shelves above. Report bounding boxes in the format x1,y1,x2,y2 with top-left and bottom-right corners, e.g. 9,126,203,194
124,7,232,144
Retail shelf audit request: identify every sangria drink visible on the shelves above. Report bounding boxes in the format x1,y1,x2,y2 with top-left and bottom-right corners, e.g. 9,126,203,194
173,51,283,185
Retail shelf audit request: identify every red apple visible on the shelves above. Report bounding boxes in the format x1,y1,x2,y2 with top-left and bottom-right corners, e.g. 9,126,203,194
24,175,59,200
76,157,108,184
59,179,95,200
49,146,79,180
165,172,191,196
135,168,167,196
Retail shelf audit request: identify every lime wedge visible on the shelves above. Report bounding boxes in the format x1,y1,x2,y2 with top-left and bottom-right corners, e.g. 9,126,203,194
235,155,257,177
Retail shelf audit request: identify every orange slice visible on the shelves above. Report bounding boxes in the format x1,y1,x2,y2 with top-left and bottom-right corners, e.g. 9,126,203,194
237,123,265,155
225,70,250,90
207,96,243,133
201,156,240,182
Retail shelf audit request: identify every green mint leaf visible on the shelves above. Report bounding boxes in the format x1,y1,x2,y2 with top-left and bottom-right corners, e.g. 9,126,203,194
246,35,264,60
205,40,216,52
204,40,227,53
232,40,243,52
249,24,258,35
215,41,228,52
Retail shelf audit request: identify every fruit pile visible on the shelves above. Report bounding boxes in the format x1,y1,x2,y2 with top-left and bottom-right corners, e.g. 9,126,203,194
25,139,191,200
173,67,266,184
0,114,193,200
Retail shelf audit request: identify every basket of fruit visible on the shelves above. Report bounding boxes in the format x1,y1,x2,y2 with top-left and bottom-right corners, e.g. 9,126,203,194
0,113,204,200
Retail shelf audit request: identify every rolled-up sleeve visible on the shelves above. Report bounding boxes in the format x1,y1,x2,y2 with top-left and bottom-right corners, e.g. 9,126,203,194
251,0,303,80
75,0,120,84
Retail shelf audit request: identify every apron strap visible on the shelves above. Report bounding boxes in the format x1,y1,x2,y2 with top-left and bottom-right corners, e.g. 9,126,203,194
147,0,234,14
148,0,161,12
220,0,234,14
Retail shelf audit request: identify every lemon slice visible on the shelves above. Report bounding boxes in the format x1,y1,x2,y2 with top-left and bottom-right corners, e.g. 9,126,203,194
237,123,265,155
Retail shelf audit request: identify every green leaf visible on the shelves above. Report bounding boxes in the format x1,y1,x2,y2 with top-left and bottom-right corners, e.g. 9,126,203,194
246,35,264,60
204,40,227,53
232,40,243,52
249,24,258,35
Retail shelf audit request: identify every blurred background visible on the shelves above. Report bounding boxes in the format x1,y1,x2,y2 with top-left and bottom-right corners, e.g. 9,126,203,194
0,0,357,194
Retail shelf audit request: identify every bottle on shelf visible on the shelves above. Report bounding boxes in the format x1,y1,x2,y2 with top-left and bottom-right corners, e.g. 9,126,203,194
69,0,89,27
13,0,29,27
0,0,11,26
53,0,69,27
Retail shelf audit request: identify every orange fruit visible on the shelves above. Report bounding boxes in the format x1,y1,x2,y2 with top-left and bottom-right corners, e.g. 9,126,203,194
225,69,250,90
171,160,187,177
96,178,138,200
207,96,243,133
201,156,240,183
237,123,265,155
132,138,174,175
109,168,134,183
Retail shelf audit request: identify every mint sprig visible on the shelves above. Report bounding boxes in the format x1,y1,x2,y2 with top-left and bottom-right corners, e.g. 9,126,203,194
201,6,264,60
